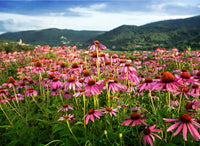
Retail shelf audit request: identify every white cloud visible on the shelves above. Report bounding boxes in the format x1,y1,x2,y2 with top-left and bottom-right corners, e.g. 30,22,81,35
0,3,196,34
89,3,106,9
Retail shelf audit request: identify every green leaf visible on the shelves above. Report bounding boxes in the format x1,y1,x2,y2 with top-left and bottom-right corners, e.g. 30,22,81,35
0,125,12,128
74,121,84,126
36,119,50,124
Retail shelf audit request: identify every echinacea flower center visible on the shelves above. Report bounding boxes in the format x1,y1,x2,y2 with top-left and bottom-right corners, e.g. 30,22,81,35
130,113,140,120
161,71,175,83
99,53,105,57
121,105,127,108
63,71,67,74
183,88,188,93
106,107,112,112
192,84,199,89
10,95,15,99
35,61,42,67
140,74,144,78
93,40,100,45
185,102,193,111
80,89,86,92
145,78,153,83
64,116,69,119
88,109,94,114
60,62,66,68
20,82,25,86
29,87,34,93
113,79,118,83
63,104,68,107
8,77,16,83
148,70,153,73
92,52,97,58
48,73,56,80
22,77,28,81
180,72,191,79
120,60,125,63
68,77,75,82
125,63,131,66
155,75,160,79
151,93,155,96
88,79,95,86
143,128,151,135
181,68,187,72
105,61,111,65
53,78,59,82
196,71,200,77
180,114,191,123
189,55,193,58
83,70,91,76
72,63,79,68
29,80,34,84
0,90,5,94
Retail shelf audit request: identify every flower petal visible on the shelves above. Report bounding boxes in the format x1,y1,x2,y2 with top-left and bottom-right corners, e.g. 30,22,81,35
187,123,200,141
183,123,187,141
167,122,181,132
163,118,179,122
121,120,132,126
173,123,183,137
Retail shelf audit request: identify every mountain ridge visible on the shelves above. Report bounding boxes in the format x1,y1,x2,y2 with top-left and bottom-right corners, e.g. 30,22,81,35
0,15,200,50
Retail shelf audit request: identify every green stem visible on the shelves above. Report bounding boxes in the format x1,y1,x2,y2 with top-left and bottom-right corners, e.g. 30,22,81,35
83,93,86,135
45,140,61,146
0,104,14,128
168,91,171,108
66,120,80,145
177,93,182,115
106,83,111,107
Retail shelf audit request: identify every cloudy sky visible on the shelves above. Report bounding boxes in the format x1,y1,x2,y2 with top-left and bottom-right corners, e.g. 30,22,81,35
0,0,200,34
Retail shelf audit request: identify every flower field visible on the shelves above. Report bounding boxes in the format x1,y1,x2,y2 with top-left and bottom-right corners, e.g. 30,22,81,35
0,41,200,146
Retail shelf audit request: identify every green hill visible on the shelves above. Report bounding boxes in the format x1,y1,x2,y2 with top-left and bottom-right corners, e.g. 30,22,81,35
0,15,200,51
90,15,200,51
0,28,104,47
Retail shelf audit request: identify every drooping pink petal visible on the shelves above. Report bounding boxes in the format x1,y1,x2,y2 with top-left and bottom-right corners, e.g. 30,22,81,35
163,118,179,122
167,122,181,132
152,133,162,139
151,129,162,132
183,123,187,141
187,123,200,141
112,112,117,117
150,134,155,142
173,123,183,137
121,120,132,126
94,114,101,119
85,115,90,125
90,115,95,122
132,120,136,126
140,120,148,126
143,135,148,146
147,136,153,146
